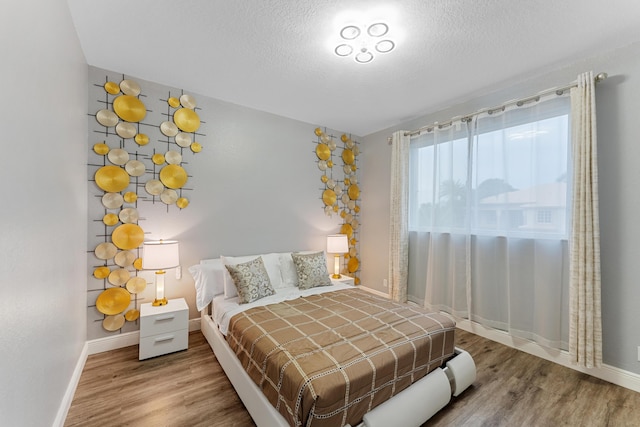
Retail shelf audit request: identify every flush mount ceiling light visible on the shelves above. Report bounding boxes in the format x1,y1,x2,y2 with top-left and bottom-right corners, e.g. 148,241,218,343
334,22,395,64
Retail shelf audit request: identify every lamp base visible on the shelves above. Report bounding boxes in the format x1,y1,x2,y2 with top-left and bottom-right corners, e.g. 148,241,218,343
152,298,168,306
331,273,342,279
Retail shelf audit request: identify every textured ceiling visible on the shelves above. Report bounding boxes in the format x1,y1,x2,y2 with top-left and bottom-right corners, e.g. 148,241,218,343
67,0,640,136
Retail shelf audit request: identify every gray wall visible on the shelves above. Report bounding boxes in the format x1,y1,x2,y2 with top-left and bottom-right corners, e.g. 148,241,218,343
87,67,352,338
360,42,640,374
0,1,88,425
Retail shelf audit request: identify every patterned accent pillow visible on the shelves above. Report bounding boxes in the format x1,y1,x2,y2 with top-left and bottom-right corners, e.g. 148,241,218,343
224,256,275,304
291,251,332,290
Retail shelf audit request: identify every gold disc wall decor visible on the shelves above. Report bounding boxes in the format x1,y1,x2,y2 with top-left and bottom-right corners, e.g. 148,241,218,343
134,133,149,146
93,266,110,279
93,142,110,155
176,197,189,209
322,189,337,206
125,309,140,322
119,79,141,96
114,250,136,267
103,314,126,331
159,165,187,189
102,213,119,226
95,242,118,259
191,142,202,153
102,192,124,209
96,287,131,315
316,144,331,160
113,95,147,123
133,258,143,270
145,179,164,196
108,148,129,166
96,109,118,127
108,268,130,286
348,184,360,200
111,224,144,250
125,160,145,177
116,122,136,139
180,94,196,109
123,191,137,203
173,108,200,132
160,121,178,137
342,149,355,165
152,153,165,165
340,223,354,239
168,97,180,108
175,132,192,148
104,81,120,95
126,277,146,294
347,257,360,273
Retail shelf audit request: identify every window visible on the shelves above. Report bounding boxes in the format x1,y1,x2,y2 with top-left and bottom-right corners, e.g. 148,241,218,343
409,96,571,239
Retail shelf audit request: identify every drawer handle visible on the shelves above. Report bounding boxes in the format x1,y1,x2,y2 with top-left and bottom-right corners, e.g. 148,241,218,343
154,335,175,343
155,314,175,322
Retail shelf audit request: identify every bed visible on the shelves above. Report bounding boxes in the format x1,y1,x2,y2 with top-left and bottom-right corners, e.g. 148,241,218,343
190,251,476,427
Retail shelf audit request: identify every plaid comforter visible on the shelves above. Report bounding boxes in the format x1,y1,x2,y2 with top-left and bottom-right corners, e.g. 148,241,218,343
226,289,455,427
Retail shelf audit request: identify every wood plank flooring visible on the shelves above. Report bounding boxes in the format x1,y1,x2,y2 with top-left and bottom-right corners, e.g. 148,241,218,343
65,330,640,427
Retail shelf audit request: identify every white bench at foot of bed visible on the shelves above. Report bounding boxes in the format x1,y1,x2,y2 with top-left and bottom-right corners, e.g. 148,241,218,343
201,313,476,427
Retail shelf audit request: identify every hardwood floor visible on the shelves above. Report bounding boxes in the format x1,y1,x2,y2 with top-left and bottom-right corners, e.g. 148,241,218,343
65,330,640,427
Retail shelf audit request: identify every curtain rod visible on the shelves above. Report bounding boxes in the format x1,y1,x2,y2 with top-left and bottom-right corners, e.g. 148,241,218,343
388,72,608,143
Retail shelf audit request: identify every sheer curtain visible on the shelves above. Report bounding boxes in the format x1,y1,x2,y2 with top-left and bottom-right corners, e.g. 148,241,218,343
409,93,572,349
389,130,410,303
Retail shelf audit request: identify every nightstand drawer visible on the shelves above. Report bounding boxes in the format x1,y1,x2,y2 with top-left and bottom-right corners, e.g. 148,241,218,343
139,329,188,360
140,303,188,338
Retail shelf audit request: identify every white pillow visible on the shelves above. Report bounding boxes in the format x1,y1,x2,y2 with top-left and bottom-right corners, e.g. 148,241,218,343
188,260,225,311
221,253,283,298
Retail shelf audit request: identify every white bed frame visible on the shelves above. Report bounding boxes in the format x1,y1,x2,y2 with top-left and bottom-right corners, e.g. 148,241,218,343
200,308,477,427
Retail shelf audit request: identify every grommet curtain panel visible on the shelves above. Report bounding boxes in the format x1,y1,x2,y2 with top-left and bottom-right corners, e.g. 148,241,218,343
389,130,410,303
569,71,602,368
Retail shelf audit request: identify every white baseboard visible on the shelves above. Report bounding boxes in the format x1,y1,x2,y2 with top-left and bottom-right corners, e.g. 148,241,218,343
52,342,88,427
454,319,640,393
359,285,390,298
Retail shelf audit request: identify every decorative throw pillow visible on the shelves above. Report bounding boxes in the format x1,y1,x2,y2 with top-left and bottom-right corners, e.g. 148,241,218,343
224,256,276,304
291,251,332,290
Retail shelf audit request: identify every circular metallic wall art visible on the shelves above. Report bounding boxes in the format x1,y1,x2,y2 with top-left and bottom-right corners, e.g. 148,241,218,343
111,224,144,250
125,160,145,177
93,142,110,155
103,314,126,331
348,184,360,200
126,277,146,294
168,97,180,108
160,121,179,137
175,132,192,148
152,153,165,165
96,287,131,315
176,197,189,209
118,207,139,224
123,191,137,203
342,149,355,165
115,250,136,267
191,142,202,153
347,257,360,273
322,189,337,206
160,189,178,205
125,309,140,322
119,79,141,96
134,133,149,146
159,165,188,189
173,108,200,132
101,192,125,209
93,266,110,279
145,179,164,196
116,122,136,139
314,127,323,136
316,144,330,160
113,95,147,123
108,148,129,166
340,223,353,238
104,81,120,95
108,268,130,286
96,109,118,127
133,258,143,270
102,213,119,226
165,151,182,165
179,94,197,109
95,242,118,260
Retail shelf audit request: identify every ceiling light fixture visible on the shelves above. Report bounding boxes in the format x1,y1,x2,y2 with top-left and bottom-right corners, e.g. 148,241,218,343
334,22,395,64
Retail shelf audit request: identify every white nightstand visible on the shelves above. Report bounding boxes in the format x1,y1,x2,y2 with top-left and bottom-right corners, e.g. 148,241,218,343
330,275,355,286
139,298,189,360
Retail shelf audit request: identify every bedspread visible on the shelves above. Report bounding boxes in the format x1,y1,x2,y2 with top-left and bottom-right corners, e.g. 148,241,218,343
226,288,455,427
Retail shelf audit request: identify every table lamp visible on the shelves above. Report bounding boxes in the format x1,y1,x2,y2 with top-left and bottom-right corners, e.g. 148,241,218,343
143,240,180,306
326,234,349,279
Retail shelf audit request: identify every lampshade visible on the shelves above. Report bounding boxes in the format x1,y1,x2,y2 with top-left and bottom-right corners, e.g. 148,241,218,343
143,240,180,270
327,234,349,254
